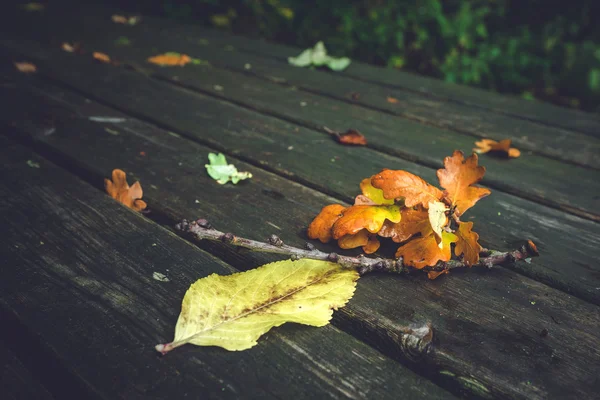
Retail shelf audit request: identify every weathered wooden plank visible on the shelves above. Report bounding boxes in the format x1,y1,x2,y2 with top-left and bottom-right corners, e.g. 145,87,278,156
3,47,600,307
14,7,597,170
0,136,457,400
0,338,55,400
3,38,599,225
2,78,600,399
7,1,597,140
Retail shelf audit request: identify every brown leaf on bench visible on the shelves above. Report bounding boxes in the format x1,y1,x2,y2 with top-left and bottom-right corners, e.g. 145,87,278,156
14,61,36,73
104,169,147,212
474,138,521,158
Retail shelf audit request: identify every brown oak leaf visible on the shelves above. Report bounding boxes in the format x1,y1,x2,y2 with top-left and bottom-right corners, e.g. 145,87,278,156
436,151,490,216
307,204,346,243
104,169,147,212
371,170,443,208
331,205,401,239
338,229,380,254
148,53,192,67
474,139,521,158
93,52,111,63
396,231,457,269
454,221,482,266
378,207,429,243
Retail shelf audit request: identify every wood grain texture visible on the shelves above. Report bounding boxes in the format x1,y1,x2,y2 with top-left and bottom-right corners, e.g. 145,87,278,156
0,338,55,400
2,50,600,307
2,38,599,226
0,136,456,400
1,79,599,399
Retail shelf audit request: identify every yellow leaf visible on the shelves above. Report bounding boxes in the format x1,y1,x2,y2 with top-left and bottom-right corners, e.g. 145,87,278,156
427,201,448,247
156,259,359,353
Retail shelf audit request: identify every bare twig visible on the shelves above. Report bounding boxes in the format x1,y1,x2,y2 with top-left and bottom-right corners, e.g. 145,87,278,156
176,218,539,276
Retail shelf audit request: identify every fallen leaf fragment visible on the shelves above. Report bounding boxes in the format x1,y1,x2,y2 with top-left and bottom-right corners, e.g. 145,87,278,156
454,221,482,266
111,14,140,25
386,96,399,104
288,41,351,71
156,259,358,353
93,52,111,63
474,138,521,158
371,170,443,208
396,231,457,269
205,153,252,184
307,204,346,243
104,169,147,212
436,151,490,216
325,127,367,146
14,62,36,73
148,52,192,67
61,42,76,52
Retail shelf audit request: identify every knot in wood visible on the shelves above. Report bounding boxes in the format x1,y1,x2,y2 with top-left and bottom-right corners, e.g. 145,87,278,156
268,234,284,247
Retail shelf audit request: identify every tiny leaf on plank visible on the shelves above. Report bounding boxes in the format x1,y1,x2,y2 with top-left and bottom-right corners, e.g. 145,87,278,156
205,153,252,184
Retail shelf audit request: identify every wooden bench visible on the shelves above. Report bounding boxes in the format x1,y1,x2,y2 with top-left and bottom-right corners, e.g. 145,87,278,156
1,2,599,398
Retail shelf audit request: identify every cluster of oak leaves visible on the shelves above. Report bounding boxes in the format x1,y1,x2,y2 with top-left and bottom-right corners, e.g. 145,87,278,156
308,150,489,279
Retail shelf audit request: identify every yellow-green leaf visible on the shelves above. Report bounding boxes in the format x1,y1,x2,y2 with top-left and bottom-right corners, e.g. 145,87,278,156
156,259,359,353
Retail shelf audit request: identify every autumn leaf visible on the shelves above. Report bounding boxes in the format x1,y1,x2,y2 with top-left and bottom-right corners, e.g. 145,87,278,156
155,259,358,353
427,269,449,280
396,231,457,269
428,201,448,247
148,52,193,67
378,207,429,243
104,169,147,212
338,229,380,254
288,41,351,71
355,178,394,205
474,139,521,158
331,205,401,239
436,151,491,216
205,153,252,184
324,127,367,146
61,42,76,52
371,170,443,208
386,96,399,104
14,62,36,73
307,204,346,243
93,52,111,63
454,221,482,266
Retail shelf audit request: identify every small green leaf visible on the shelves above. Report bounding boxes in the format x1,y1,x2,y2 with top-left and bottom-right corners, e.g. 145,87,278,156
288,41,351,71
115,36,132,46
27,160,40,168
205,153,252,185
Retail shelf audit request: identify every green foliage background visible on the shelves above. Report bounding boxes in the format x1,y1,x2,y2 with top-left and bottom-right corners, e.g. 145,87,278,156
160,0,600,111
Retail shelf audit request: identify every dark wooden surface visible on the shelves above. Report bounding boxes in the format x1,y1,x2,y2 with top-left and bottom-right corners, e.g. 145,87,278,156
1,2,599,399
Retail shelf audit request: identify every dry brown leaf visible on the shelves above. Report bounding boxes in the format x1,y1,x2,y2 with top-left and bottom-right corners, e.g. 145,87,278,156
396,231,457,269
104,169,147,212
378,207,429,243
386,96,399,104
338,229,380,254
61,42,76,52
307,204,347,243
93,52,111,63
474,139,521,158
436,151,490,216
148,53,192,66
331,205,401,239
371,170,444,208
454,221,482,266
14,62,36,73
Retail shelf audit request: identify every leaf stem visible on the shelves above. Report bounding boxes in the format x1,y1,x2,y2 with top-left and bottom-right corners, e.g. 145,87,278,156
176,219,539,276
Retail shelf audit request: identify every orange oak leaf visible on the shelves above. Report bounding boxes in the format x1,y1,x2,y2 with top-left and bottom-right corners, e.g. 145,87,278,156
14,62,36,73
354,178,395,206
332,205,401,239
378,207,429,243
148,53,192,67
338,229,380,254
307,204,346,243
436,151,491,216
396,231,457,269
454,221,482,266
474,139,521,158
93,52,111,63
371,170,443,208
337,129,367,146
104,169,147,212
